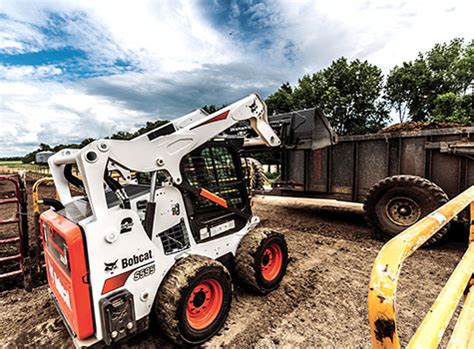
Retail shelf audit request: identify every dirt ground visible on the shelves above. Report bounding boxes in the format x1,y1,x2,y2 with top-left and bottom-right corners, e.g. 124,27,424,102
0,188,468,348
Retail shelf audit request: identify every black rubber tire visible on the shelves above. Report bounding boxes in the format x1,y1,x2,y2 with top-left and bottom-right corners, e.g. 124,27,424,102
363,175,449,246
154,255,232,346
242,157,267,192
235,229,288,294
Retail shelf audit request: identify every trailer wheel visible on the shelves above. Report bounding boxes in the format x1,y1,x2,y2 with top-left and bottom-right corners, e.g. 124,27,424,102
236,229,288,294
242,157,267,191
364,175,449,246
154,255,232,346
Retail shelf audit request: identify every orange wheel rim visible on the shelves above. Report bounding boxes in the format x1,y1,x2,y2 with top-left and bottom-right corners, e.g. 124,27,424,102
261,242,283,281
186,278,223,330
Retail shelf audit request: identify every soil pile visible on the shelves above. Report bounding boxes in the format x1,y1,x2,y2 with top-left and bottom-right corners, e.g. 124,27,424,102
379,121,466,134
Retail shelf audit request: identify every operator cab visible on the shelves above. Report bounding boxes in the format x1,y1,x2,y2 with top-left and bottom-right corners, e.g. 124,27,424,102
180,139,251,242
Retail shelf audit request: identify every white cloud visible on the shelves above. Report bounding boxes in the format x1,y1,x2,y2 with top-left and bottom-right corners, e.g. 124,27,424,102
0,0,472,156
0,80,151,156
0,0,239,73
0,65,62,80
0,13,47,54
272,0,474,74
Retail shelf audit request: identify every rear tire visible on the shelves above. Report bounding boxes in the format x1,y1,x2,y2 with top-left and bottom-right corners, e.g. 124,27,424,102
154,255,232,346
242,157,267,192
363,175,449,246
236,229,288,294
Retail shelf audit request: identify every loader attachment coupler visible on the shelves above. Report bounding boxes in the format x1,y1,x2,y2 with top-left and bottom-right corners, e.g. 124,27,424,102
228,108,337,151
269,108,337,150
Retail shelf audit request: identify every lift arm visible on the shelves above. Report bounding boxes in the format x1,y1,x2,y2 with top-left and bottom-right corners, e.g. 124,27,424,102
49,94,280,218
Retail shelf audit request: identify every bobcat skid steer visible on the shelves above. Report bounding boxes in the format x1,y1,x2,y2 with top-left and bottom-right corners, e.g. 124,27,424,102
39,94,330,347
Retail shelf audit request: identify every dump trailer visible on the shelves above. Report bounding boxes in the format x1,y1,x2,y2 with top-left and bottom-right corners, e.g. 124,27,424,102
39,95,335,347
256,109,474,245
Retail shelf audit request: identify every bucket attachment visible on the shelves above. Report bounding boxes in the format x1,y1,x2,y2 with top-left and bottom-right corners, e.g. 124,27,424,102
268,108,337,150
230,108,337,151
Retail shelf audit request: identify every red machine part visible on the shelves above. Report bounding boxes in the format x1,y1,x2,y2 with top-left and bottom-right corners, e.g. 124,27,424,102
186,278,224,330
40,210,94,339
260,242,283,282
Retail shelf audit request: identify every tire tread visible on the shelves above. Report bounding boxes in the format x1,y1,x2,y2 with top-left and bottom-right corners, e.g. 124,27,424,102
154,255,232,344
363,175,449,246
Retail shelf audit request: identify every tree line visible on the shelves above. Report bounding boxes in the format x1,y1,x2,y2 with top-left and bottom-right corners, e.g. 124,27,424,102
14,38,473,162
266,38,473,135
21,120,169,163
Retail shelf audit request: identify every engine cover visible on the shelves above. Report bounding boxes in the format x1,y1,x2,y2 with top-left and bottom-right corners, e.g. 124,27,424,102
41,209,94,339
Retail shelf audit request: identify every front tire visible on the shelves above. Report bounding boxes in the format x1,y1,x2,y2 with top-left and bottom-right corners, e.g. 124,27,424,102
363,175,449,246
236,229,288,294
154,255,232,346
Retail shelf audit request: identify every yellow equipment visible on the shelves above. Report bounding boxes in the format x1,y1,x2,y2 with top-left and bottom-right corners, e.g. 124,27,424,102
368,185,474,349
32,177,55,273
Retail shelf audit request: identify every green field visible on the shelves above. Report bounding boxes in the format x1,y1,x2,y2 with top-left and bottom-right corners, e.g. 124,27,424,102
0,161,33,169
0,161,50,175
0,161,23,166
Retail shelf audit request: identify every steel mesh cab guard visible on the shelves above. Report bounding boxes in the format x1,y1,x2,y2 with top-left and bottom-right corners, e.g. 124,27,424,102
368,185,474,348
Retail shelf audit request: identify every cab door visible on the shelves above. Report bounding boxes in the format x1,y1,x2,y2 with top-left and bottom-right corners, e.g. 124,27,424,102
181,141,250,242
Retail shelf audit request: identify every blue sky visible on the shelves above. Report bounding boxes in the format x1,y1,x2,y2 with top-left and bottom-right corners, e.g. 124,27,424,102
0,0,472,156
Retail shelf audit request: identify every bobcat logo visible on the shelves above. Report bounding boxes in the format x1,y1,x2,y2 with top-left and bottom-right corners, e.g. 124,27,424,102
104,260,118,273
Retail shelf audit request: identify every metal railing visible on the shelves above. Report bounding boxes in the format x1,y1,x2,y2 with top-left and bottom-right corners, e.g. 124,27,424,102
368,186,474,348
32,177,55,274
0,173,31,289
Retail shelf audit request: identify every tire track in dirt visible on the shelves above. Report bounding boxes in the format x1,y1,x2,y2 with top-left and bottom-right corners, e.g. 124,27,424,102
216,229,376,348
0,195,467,348
206,243,323,347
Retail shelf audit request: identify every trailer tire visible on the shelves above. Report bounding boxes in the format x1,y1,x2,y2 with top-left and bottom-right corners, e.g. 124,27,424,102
154,255,232,346
242,157,267,191
236,229,288,294
363,175,449,246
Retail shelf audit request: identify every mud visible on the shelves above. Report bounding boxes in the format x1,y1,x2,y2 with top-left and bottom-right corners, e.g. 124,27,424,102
379,120,465,134
0,192,467,348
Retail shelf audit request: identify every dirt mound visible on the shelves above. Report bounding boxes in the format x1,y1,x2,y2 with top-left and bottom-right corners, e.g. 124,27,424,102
379,121,465,134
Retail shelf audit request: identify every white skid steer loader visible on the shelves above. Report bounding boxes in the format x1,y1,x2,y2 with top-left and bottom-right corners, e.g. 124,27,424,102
39,94,333,347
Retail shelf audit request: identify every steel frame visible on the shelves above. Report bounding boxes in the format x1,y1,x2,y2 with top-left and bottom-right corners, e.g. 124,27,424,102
32,177,55,274
368,185,474,348
0,173,31,289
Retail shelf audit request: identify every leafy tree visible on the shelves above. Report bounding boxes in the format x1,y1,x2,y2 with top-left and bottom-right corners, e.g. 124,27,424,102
266,82,295,115
431,92,472,124
290,58,389,135
79,138,95,148
0,156,22,161
202,105,218,114
38,143,52,151
322,58,388,134
134,120,168,136
453,40,474,94
111,131,134,140
386,38,473,122
111,120,169,140
292,74,325,110
23,143,51,163
201,104,227,114
22,120,168,162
